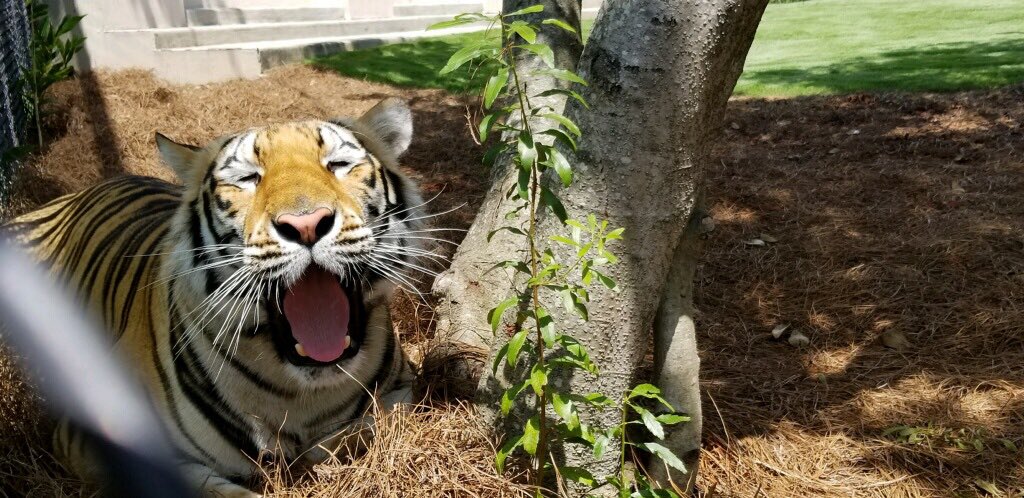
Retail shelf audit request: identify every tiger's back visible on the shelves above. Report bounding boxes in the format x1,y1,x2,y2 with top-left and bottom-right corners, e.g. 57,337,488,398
3,176,183,480
5,176,180,341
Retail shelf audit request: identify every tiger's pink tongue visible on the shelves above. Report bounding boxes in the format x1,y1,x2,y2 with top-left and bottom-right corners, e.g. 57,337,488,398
283,266,350,362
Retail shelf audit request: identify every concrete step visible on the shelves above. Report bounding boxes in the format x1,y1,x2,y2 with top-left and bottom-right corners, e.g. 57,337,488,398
151,24,486,84
393,2,484,17
137,15,453,49
186,0,348,8
186,7,348,26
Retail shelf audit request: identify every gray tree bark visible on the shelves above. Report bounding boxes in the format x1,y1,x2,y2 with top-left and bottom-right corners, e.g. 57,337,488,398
431,0,767,492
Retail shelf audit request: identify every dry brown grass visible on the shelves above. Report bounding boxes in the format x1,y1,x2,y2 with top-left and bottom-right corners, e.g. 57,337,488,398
1,67,1022,497
255,403,530,497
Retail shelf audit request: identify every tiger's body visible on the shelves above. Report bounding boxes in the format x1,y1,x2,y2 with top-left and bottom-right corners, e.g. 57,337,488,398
2,99,424,497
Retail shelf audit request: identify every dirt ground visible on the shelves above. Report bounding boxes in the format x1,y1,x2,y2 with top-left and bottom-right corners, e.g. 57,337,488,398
0,65,1022,497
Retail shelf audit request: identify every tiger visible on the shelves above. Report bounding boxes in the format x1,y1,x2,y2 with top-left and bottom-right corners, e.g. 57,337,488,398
1,98,426,497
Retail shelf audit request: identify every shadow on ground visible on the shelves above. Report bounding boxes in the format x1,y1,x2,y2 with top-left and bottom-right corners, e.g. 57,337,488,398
696,87,1024,496
739,38,1024,95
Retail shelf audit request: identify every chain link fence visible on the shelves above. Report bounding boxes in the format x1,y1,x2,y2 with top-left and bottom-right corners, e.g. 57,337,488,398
1,0,31,206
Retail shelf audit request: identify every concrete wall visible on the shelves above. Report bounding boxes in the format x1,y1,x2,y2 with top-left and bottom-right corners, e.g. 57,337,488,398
48,0,189,73
52,0,188,29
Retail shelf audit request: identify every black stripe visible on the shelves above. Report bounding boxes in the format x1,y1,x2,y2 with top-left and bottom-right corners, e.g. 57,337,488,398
210,345,298,399
171,307,260,459
115,225,170,338
156,288,216,463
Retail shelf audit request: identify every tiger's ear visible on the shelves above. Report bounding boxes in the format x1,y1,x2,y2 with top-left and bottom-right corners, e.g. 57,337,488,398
155,132,202,181
358,98,413,157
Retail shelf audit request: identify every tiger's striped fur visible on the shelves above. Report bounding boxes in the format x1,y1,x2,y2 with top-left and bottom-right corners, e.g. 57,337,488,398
2,99,426,497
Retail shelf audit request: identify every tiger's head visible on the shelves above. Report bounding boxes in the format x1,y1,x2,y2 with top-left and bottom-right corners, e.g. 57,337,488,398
156,98,425,369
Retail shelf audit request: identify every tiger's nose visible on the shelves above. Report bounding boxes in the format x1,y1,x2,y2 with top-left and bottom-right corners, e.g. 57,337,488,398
274,208,335,246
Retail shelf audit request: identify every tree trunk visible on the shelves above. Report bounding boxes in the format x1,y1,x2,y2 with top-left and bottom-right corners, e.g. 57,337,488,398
432,0,768,491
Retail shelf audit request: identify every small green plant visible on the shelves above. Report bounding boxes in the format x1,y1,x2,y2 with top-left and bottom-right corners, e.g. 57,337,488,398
24,0,85,148
430,6,690,496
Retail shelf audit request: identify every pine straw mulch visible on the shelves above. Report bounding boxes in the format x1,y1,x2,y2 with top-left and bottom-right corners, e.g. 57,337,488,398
0,65,1022,497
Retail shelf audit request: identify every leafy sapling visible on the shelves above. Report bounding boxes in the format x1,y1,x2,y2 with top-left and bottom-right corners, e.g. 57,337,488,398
431,5,691,496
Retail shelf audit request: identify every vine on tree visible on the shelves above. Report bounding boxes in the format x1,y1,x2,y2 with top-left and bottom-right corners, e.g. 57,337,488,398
431,7,690,496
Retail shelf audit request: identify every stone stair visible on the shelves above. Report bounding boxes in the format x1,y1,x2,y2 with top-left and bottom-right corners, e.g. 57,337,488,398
98,4,485,84
185,7,350,26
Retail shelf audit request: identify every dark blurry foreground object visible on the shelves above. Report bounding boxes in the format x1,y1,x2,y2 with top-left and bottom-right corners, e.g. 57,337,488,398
0,240,192,497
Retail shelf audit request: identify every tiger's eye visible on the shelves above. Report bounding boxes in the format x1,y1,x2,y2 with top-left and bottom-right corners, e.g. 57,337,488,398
328,160,352,172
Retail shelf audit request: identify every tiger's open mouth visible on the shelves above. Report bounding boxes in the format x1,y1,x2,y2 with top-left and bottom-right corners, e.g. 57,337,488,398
266,265,367,367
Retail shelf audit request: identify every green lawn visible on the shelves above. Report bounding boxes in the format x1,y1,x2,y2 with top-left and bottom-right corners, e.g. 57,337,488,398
313,30,501,94
310,0,1024,97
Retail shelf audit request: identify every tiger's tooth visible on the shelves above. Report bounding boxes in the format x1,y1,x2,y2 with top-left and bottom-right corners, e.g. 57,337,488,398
295,343,308,357
344,336,351,349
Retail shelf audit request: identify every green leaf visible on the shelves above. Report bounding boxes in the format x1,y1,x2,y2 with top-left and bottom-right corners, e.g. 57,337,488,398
522,416,541,454
606,227,625,240
430,13,489,30
492,342,509,374
656,413,691,425
506,330,530,368
542,112,581,137
501,380,529,415
488,297,519,333
439,43,491,74
427,17,478,30
636,406,665,439
536,307,556,346
506,20,537,43
539,128,576,151
627,384,674,409
495,432,524,472
551,235,578,247
559,466,596,487
55,15,84,36
483,67,509,109
529,364,548,395
518,130,537,169
540,187,568,223
546,147,572,187
551,392,573,421
593,269,619,292
593,434,609,459
478,112,499,141
536,88,590,109
629,383,662,399
535,68,588,87
560,288,575,314
504,4,544,16
541,18,578,35
518,43,555,68
482,142,507,167
640,442,688,474
516,166,531,202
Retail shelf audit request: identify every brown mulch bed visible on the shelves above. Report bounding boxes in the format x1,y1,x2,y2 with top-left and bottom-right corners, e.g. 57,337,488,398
1,65,1022,497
